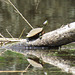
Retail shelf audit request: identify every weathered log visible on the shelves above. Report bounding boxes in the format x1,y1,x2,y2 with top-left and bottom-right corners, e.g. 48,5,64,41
0,22,75,48
26,22,75,47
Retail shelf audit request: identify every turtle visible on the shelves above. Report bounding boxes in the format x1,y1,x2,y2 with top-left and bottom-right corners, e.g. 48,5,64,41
26,28,44,41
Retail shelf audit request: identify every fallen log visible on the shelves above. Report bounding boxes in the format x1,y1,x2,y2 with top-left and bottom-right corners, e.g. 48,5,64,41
26,22,75,47
0,22,75,48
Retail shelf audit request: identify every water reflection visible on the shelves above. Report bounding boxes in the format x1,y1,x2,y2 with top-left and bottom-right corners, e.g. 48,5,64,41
0,43,75,75
0,53,72,75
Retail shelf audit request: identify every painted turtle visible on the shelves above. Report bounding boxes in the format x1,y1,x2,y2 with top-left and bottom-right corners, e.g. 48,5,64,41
26,28,44,41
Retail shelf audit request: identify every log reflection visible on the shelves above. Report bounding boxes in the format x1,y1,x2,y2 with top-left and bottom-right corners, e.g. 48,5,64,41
22,49,75,75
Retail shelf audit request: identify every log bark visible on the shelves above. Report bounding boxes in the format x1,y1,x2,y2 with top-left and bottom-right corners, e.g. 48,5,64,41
26,22,75,47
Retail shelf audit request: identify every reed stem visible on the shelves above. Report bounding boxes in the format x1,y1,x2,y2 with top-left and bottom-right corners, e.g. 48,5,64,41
8,0,34,29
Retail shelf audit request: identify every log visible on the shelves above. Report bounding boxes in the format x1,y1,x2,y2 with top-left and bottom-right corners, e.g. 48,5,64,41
0,22,75,48
0,38,26,42
26,22,75,47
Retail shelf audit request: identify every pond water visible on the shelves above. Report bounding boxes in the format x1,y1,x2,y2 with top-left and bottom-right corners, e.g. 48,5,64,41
0,0,75,37
0,43,75,75
0,52,73,75
0,0,75,75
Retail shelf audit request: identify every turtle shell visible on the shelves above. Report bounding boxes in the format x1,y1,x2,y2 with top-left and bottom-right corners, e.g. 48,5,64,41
26,28,43,38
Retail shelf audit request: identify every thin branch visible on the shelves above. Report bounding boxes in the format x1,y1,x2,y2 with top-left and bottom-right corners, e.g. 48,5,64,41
19,28,25,38
21,64,30,75
0,33,5,38
6,29,14,38
25,64,31,71
0,70,27,73
8,0,34,29
0,33,9,45
0,70,66,73
0,38,26,42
